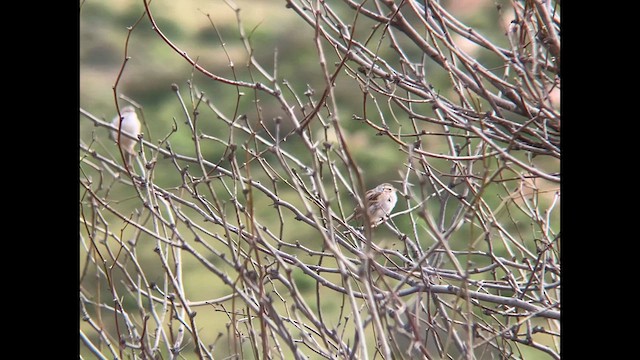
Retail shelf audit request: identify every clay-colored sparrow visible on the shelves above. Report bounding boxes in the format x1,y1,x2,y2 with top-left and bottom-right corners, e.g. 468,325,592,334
349,183,398,227
110,105,141,157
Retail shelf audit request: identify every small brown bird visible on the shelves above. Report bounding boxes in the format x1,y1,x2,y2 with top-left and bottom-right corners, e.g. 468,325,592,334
348,183,398,227
110,106,141,165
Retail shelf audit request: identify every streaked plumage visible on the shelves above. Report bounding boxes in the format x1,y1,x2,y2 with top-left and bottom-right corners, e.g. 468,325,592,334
352,183,398,227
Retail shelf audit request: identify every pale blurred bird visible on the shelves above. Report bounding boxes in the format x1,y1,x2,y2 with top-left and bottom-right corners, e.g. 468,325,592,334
110,105,141,158
348,183,398,227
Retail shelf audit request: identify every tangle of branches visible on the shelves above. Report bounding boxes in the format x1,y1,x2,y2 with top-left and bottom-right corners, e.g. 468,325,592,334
80,1,560,359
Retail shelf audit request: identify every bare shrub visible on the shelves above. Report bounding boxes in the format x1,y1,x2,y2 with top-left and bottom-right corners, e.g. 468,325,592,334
80,1,560,359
